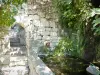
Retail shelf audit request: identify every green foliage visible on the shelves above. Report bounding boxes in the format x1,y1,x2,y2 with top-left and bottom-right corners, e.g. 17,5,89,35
39,46,50,54
53,36,83,57
91,8,100,36
52,0,90,57
92,17,100,35
1,0,27,6
0,0,27,26
52,0,90,30
0,4,16,26
52,0,100,62
0,26,8,39
0,0,27,39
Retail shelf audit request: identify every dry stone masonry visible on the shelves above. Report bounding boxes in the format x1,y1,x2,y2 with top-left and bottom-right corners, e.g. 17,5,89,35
15,0,61,54
0,0,61,75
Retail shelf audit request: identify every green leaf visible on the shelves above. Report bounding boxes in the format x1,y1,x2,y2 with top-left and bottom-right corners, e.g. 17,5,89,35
93,18,100,27
65,0,72,4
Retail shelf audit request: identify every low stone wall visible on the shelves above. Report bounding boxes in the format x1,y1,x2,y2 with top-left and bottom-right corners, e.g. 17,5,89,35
28,51,54,75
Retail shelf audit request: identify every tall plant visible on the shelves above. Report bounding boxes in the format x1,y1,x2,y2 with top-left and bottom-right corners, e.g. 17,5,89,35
52,0,90,58
53,0,100,62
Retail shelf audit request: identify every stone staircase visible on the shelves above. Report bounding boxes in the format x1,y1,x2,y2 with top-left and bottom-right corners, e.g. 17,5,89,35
0,46,29,75
0,20,54,75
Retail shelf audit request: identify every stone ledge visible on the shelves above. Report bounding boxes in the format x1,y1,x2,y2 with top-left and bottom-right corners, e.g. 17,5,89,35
28,52,54,75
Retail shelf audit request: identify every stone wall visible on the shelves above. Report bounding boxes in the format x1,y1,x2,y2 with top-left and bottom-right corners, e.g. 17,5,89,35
0,36,10,66
14,0,61,54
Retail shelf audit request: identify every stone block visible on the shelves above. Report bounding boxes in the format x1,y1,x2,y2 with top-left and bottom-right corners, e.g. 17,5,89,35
28,1,32,4
0,55,10,65
33,20,41,26
45,28,52,31
41,18,49,27
45,14,51,19
50,32,57,36
52,28,58,32
43,31,50,36
37,36,42,40
38,12,45,18
43,0,48,1
50,36,58,40
40,22,45,27
29,15,34,19
28,5,33,10
38,28,45,32
28,9,33,15
49,21,56,28
33,15,40,20
32,5,39,10
38,31,44,36
43,36,50,40
28,9,37,15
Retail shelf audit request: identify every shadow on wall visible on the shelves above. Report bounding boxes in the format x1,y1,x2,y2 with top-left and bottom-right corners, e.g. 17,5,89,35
9,23,26,47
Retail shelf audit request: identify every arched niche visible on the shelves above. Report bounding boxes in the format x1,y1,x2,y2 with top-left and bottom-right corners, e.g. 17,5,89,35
10,23,26,47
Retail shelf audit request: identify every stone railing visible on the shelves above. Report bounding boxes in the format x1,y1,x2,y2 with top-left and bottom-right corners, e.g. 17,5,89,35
28,51,54,75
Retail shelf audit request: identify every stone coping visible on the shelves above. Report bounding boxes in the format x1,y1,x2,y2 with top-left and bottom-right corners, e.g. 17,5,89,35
28,51,54,75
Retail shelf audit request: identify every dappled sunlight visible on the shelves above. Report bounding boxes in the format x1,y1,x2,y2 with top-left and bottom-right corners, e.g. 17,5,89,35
1,0,100,75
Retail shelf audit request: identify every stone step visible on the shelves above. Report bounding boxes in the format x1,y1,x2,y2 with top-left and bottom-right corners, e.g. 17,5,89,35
0,55,10,65
10,56,27,62
9,56,27,66
9,61,27,67
1,66,29,75
10,46,26,50
10,47,27,56
10,51,27,56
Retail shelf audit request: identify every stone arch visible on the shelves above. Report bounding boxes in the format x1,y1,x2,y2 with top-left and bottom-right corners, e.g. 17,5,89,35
10,23,26,47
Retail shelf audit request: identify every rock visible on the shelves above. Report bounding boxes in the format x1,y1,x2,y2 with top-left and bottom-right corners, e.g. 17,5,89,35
86,65,100,75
